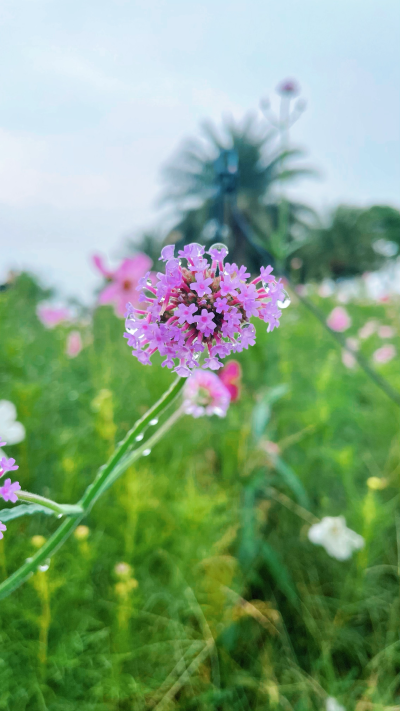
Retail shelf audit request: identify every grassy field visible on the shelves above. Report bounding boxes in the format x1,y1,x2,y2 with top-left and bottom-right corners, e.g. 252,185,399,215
0,273,400,710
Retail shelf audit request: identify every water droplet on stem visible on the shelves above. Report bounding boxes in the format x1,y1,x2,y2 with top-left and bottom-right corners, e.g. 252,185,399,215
135,433,144,442
142,448,151,457
38,559,51,572
149,418,158,426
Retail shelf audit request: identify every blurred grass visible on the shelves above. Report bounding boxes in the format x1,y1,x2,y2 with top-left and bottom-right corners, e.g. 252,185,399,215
0,273,399,710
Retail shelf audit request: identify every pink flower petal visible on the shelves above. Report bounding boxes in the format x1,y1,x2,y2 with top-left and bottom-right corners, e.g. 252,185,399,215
92,254,114,278
98,282,121,305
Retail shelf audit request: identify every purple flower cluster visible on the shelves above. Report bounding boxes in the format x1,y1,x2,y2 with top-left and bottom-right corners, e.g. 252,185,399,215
0,439,21,538
124,243,288,376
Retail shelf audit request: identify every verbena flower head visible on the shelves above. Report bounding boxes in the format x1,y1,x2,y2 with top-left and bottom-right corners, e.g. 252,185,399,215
183,370,231,418
0,444,21,534
124,243,289,376
0,478,21,503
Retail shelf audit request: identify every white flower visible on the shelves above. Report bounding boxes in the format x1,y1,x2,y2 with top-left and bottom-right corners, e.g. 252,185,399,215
308,516,364,561
326,697,345,711
0,400,25,456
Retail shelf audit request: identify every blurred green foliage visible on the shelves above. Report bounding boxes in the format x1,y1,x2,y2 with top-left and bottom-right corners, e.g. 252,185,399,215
0,274,400,710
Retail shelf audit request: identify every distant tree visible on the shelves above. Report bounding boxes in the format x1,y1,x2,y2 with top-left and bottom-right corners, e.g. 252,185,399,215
160,113,317,273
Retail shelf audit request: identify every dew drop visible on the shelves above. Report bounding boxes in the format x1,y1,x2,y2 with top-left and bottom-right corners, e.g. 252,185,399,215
191,243,204,257
149,418,158,426
135,433,144,442
25,557,33,564
38,559,51,572
277,290,291,309
142,448,151,457
210,242,229,255
57,513,63,519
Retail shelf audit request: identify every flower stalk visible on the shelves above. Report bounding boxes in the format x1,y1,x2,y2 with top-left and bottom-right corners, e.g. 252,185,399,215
0,376,185,600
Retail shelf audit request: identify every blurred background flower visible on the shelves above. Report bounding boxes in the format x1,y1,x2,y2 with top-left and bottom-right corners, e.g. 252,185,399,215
94,254,153,317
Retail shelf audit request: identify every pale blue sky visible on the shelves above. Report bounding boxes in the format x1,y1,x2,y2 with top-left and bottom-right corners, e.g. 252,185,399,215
0,0,399,300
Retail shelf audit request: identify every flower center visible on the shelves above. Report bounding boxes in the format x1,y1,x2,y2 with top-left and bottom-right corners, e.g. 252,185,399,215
122,280,132,291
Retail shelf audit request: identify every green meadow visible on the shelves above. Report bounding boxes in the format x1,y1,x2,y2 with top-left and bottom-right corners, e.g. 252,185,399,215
0,273,400,710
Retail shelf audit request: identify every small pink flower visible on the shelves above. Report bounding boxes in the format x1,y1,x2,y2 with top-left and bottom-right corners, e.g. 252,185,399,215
95,253,153,317
66,331,82,358
373,345,396,364
218,360,242,402
378,325,395,339
358,320,378,340
37,304,71,328
0,478,21,503
326,307,351,332
342,350,356,369
183,370,231,418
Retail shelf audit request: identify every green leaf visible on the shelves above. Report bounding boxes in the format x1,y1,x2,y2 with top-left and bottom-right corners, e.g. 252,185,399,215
272,455,309,508
0,503,83,522
252,385,289,440
261,542,298,608
0,504,56,522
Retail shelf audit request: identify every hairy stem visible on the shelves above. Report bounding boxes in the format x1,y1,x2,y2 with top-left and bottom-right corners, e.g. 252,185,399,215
17,491,83,516
0,377,185,600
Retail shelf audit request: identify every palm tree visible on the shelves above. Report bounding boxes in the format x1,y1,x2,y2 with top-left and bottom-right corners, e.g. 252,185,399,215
160,113,316,273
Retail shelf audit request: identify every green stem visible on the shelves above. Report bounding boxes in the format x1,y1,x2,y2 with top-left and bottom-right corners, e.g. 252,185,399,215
0,377,185,600
17,491,83,516
98,407,184,495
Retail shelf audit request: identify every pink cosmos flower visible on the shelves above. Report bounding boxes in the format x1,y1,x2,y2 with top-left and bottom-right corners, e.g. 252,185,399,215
37,304,72,328
378,325,395,339
66,331,83,358
94,253,153,317
0,521,6,539
183,370,231,418
373,345,396,364
124,243,287,376
218,360,242,402
326,307,351,332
